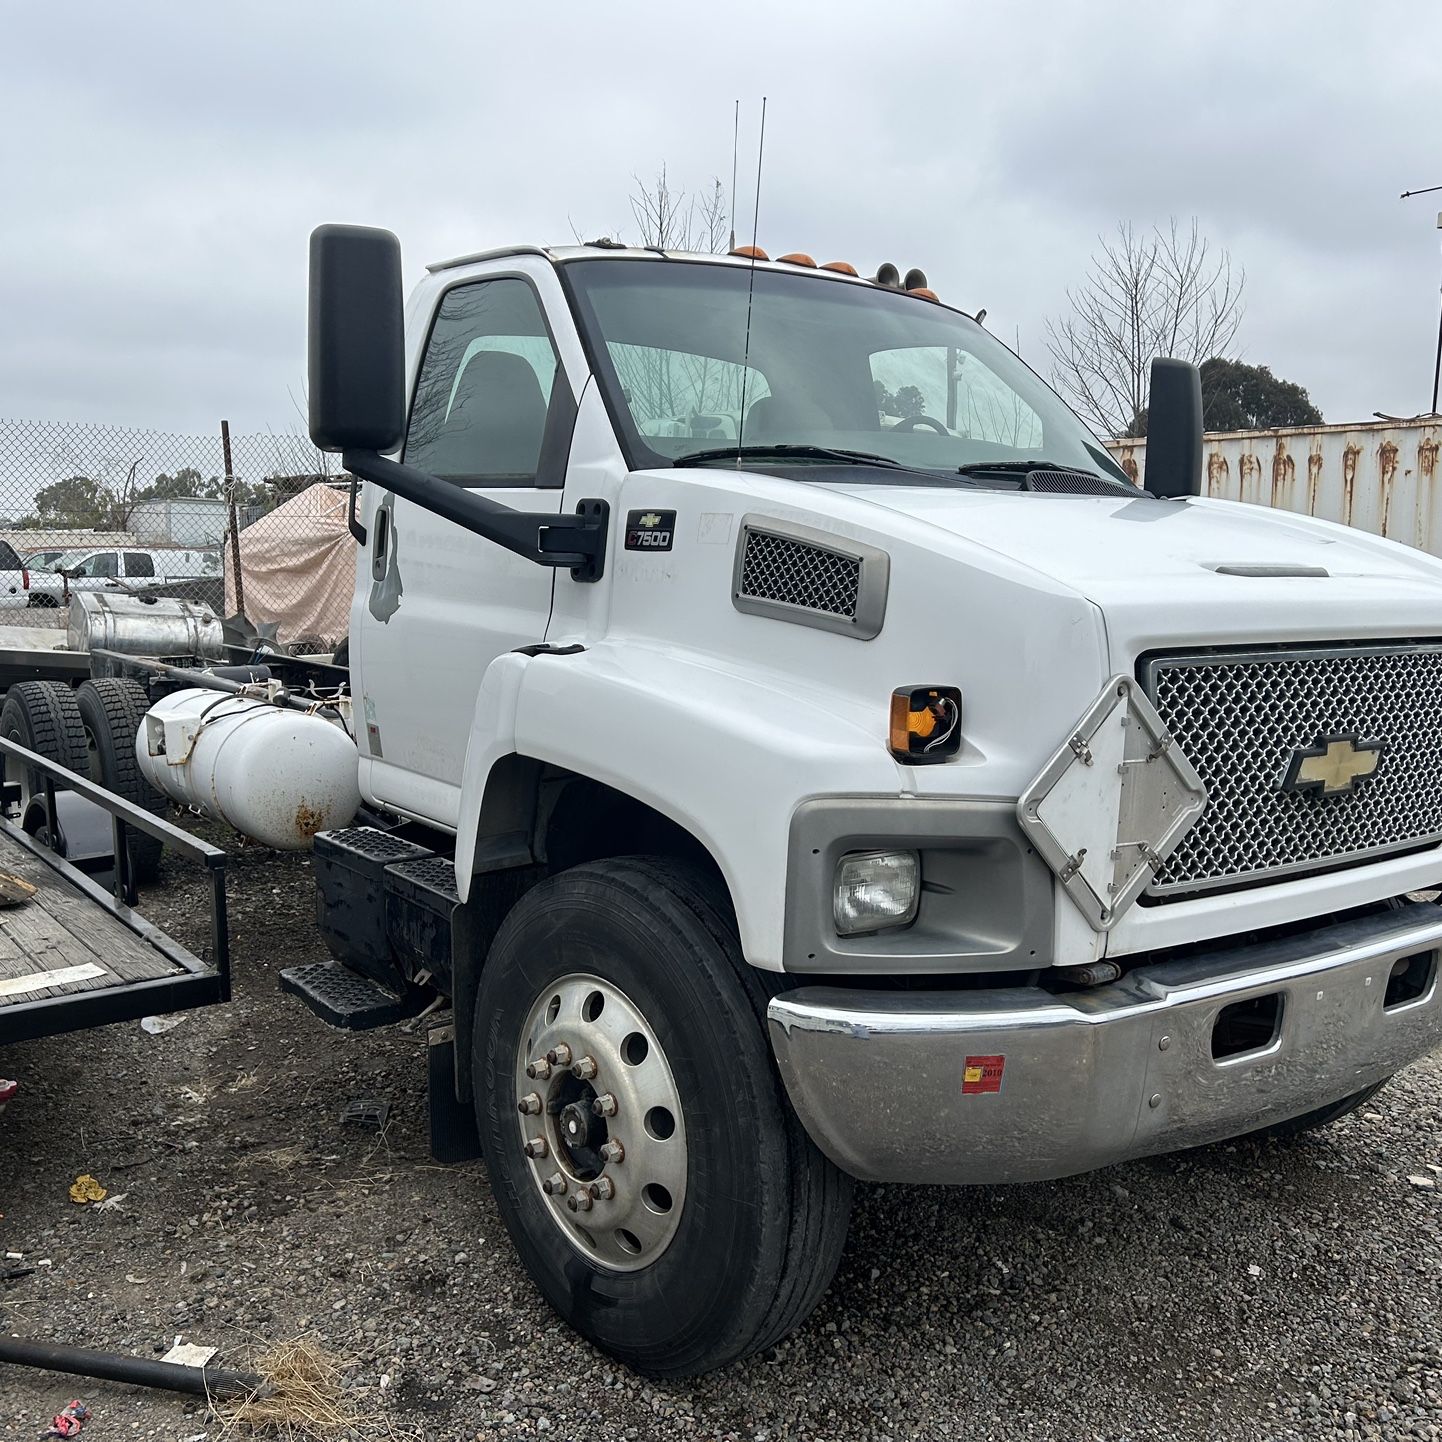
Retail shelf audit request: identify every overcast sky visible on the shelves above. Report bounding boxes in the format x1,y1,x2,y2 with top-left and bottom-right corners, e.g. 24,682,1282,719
3,0,1439,441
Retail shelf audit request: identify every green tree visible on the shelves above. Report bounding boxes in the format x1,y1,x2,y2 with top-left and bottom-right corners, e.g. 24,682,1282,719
1200,357,1324,431
893,385,927,419
30,475,111,528
136,467,219,502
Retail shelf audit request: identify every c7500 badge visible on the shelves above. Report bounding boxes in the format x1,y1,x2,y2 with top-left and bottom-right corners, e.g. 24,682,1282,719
624,509,676,552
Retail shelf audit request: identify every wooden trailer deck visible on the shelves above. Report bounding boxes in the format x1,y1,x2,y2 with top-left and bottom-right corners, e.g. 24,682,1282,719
0,830,183,1010
0,728,230,1046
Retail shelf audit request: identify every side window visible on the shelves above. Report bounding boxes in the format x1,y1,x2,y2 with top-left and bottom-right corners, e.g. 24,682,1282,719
79,552,118,578
124,552,155,577
871,346,1043,449
404,278,563,484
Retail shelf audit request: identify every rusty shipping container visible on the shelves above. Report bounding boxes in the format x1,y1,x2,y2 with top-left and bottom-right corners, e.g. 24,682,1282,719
1105,420,1442,555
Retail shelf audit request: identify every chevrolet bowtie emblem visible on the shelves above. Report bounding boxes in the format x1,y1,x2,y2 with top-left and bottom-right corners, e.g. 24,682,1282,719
1282,735,1386,797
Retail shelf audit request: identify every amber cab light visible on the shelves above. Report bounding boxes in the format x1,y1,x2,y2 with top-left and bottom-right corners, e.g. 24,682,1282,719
889,686,963,764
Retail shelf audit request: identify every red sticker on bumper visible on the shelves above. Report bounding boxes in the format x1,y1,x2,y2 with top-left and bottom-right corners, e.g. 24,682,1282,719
963,1054,1005,1095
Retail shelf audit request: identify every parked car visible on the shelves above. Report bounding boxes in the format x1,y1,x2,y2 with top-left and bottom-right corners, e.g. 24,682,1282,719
22,548,66,570
27,546,222,608
0,540,36,613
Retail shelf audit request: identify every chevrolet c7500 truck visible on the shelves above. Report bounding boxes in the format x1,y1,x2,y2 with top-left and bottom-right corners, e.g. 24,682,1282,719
140,225,1442,1376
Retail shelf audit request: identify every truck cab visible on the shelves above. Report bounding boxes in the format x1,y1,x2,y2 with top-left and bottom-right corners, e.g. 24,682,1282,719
304,226,1442,1377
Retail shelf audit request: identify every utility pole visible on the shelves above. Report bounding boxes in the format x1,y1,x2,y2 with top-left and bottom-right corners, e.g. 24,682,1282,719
1401,186,1442,415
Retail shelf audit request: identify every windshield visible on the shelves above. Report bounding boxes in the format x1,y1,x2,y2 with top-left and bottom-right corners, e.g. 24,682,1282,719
565,259,1127,481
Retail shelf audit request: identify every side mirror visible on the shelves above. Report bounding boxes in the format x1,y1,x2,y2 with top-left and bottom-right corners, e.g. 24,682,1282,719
1145,358,1203,498
308,224,405,454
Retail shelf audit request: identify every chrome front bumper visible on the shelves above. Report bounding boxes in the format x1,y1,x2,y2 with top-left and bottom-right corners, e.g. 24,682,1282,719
767,902,1442,1184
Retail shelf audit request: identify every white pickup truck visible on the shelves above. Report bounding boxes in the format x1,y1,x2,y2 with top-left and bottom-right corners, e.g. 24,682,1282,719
86,225,1442,1378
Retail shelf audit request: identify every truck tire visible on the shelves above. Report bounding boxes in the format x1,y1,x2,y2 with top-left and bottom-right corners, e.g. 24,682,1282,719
0,680,87,810
76,678,166,884
473,855,853,1377
1248,1078,1390,1141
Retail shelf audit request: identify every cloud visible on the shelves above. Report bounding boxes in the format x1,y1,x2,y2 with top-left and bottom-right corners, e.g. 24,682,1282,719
1,0,1439,438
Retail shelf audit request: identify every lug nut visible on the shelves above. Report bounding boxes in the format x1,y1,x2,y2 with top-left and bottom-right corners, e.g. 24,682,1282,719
591,1176,615,1201
598,1140,625,1164
571,1054,599,1080
525,1057,552,1080
591,1093,618,1118
523,1136,548,1159
517,1092,542,1116
567,1187,594,1213
547,1042,573,1067
541,1173,567,1196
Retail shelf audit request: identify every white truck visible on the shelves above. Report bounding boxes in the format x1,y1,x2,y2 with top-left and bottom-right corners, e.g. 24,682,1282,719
54,225,1442,1377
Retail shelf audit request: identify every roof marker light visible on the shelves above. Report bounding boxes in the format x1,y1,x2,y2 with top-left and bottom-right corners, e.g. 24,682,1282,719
730,245,770,261
821,260,858,275
777,252,817,267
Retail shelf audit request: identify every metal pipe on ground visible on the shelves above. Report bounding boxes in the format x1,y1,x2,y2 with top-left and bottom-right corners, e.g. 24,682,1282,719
0,1334,272,1400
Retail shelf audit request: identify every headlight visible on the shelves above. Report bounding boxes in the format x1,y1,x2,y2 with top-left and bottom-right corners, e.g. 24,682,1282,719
833,850,920,936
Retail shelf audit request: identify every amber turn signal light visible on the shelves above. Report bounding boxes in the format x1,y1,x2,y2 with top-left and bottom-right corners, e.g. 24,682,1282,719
889,686,963,765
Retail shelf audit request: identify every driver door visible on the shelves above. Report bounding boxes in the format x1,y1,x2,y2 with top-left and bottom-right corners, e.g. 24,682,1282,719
355,267,578,828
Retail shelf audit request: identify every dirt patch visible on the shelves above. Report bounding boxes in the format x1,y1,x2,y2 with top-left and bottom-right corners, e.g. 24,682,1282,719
1,822,1440,1440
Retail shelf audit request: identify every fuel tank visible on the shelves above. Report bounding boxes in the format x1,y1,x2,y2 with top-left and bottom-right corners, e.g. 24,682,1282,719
137,687,360,849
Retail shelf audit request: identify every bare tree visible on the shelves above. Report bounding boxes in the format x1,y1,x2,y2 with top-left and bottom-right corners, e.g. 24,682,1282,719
1046,219,1245,437
627,166,729,253
607,168,743,430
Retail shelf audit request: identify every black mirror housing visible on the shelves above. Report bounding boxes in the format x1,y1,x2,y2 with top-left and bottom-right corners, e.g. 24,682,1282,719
308,224,405,454
1145,358,1203,498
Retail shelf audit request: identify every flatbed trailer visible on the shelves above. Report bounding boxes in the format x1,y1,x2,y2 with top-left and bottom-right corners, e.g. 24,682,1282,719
0,733,229,1046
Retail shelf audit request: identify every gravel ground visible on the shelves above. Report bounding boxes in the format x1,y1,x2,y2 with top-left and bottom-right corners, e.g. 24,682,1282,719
1,836,1441,1440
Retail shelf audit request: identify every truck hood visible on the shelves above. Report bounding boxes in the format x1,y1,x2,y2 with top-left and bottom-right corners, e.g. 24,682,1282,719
826,482,1442,653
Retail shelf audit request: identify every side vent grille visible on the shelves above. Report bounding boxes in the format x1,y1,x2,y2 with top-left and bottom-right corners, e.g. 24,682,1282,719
733,517,889,639
740,529,862,618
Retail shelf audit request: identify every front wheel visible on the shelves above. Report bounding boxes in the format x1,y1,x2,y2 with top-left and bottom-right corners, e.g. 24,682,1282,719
474,856,852,1377
1247,1079,1390,1141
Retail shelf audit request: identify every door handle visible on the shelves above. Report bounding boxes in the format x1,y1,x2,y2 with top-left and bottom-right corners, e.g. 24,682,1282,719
370,503,392,583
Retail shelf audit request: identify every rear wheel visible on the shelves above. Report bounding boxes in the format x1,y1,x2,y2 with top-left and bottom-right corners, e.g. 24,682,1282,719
0,680,86,812
474,856,853,1377
75,678,166,883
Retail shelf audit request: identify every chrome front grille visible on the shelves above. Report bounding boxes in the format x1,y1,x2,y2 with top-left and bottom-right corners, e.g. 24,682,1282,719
1143,642,1442,897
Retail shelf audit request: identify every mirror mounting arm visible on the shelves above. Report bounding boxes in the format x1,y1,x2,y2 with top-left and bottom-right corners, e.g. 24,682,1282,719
342,451,609,583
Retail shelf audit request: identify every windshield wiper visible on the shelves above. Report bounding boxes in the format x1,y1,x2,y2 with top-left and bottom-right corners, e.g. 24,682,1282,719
673,443,923,472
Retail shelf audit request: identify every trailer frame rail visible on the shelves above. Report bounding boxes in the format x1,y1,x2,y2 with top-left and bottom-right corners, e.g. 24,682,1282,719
0,732,229,1044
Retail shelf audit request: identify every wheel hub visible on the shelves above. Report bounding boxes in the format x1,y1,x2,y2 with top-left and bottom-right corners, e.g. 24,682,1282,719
515,973,687,1273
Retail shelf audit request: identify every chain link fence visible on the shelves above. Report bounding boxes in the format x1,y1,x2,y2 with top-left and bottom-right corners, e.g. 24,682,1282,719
0,419,354,650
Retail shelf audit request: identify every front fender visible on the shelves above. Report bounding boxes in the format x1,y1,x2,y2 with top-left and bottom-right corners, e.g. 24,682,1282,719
454,644,905,970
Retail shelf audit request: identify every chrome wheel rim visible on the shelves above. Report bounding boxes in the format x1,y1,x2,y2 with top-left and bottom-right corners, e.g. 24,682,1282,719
514,972,687,1273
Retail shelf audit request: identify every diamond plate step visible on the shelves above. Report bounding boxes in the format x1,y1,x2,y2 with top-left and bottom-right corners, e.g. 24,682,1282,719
279,961,422,1031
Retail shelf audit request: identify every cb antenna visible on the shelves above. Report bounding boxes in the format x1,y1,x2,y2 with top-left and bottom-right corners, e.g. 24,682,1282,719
728,100,739,252
735,96,768,466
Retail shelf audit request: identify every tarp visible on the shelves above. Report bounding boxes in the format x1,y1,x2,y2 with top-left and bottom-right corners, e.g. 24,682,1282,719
223,483,353,645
